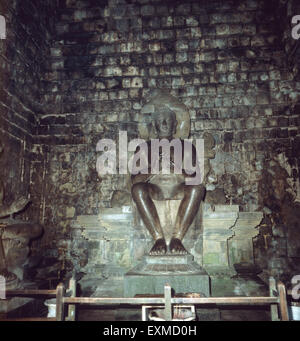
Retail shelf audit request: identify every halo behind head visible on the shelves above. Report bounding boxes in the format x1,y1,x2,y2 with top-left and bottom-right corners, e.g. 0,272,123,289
139,89,190,140
152,106,177,122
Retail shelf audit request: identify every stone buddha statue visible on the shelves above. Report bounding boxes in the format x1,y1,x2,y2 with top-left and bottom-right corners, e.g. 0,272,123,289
131,91,206,256
0,141,43,287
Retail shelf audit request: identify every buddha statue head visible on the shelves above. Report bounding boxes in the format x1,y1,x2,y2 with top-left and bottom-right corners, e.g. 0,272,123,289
152,106,178,139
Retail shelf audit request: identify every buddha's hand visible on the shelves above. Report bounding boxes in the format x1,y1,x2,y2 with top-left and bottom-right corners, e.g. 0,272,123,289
131,173,150,185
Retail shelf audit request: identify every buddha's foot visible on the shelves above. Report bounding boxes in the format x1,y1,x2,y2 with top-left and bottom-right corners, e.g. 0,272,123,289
149,238,167,255
169,237,188,255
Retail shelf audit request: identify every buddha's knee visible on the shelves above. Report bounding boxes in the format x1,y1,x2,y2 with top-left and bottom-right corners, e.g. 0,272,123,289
185,183,206,198
131,182,149,200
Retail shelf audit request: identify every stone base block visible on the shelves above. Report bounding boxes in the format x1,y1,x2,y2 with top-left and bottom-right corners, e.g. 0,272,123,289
0,297,33,314
210,275,268,297
124,273,210,297
0,281,41,315
124,254,210,297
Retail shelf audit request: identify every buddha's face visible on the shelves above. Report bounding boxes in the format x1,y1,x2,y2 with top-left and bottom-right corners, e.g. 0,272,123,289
153,109,177,139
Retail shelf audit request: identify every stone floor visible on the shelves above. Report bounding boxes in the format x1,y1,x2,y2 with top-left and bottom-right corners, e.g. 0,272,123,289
220,307,270,321
76,306,270,321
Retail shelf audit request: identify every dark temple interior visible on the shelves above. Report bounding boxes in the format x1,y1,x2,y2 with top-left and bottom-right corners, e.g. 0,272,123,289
0,0,300,322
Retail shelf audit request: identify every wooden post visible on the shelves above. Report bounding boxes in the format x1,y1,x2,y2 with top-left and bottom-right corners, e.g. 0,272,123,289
67,277,76,321
164,284,172,321
277,281,289,321
56,283,65,321
0,226,7,272
269,277,279,321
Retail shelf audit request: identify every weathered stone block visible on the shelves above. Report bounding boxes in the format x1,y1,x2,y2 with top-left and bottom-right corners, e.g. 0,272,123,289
124,255,210,297
161,16,173,27
141,5,155,16
176,4,191,15
186,16,198,27
176,52,188,63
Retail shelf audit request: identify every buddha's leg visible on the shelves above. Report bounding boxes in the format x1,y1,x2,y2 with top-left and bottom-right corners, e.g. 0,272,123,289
131,182,167,255
170,184,205,254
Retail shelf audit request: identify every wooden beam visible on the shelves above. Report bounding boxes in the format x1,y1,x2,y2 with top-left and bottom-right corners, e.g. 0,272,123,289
277,281,289,321
164,284,172,321
66,277,76,321
56,283,65,321
0,317,56,321
63,296,278,306
269,277,279,321
5,289,56,297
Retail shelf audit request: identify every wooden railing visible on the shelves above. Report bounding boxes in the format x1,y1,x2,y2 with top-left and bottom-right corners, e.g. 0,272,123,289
0,277,290,321
1,289,57,321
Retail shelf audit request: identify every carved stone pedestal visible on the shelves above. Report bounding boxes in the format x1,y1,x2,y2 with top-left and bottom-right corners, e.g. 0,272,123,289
202,204,238,276
202,204,267,297
0,220,43,316
124,254,210,297
228,212,263,270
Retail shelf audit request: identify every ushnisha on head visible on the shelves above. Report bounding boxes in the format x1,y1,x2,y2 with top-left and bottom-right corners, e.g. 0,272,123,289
152,106,178,139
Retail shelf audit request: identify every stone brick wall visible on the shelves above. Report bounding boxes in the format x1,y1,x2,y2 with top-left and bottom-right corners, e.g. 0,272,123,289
30,0,300,290
281,0,300,78
0,0,58,215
